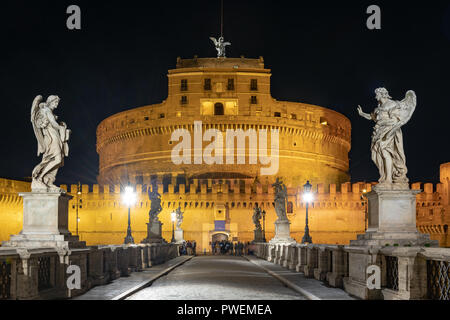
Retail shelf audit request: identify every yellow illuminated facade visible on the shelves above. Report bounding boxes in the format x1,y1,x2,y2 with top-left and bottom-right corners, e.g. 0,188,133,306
0,57,448,251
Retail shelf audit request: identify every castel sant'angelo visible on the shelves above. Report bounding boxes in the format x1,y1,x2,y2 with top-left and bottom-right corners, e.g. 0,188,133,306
0,56,449,252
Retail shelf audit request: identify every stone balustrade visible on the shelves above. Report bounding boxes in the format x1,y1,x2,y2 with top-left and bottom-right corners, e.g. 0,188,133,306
253,242,450,300
0,243,179,300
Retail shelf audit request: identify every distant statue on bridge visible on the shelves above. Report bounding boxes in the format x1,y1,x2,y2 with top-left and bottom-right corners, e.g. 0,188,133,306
148,185,162,223
175,205,184,230
252,204,262,231
31,95,71,193
209,36,231,58
272,178,288,221
357,87,416,189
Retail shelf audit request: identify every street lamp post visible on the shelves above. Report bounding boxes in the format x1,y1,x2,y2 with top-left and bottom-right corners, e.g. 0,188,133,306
123,186,137,244
171,211,176,243
73,181,82,236
361,188,368,231
262,210,266,242
301,180,313,244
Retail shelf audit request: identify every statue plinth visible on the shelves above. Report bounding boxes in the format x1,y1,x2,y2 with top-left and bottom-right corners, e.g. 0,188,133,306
174,229,184,243
253,229,264,243
351,187,438,247
2,192,86,249
269,219,296,244
141,220,166,244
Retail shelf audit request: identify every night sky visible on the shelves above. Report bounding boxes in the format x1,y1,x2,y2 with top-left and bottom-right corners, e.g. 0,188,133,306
0,0,449,186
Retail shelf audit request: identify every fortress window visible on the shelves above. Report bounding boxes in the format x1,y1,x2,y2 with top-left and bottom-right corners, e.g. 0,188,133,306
251,96,257,104
274,112,281,117
287,201,293,214
181,79,188,91
144,116,149,121
204,78,211,90
320,117,328,125
250,79,258,91
159,113,165,119
181,95,188,105
214,103,224,115
291,114,297,120
227,79,235,90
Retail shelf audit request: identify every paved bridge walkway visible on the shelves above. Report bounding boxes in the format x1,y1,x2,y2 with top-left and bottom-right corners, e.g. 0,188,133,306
74,255,354,300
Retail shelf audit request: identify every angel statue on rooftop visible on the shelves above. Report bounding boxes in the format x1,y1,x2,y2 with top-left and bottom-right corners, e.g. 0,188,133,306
31,95,71,192
209,36,231,58
357,87,417,189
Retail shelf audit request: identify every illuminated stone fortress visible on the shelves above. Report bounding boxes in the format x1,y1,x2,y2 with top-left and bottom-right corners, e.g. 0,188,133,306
0,57,448,252
94,56,352,249
96,56,351,187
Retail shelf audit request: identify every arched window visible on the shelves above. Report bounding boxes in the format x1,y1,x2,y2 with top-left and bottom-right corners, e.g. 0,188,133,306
214,102,224,115
287,201,293,213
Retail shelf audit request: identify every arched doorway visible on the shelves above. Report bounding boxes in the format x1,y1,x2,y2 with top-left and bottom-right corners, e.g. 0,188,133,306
212,233,228,243
214,102,224,115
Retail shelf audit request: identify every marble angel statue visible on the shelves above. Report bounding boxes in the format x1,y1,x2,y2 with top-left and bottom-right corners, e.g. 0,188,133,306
272,178,288,220
357,87,416,189
31,95,70,192
175,205,184,230
209,36,231,57
148,186,163,223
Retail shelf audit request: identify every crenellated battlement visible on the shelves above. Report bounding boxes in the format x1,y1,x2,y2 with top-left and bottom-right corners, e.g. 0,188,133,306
53,179,449,212
0,163,448,248
0,177,445,210
0,178,30,194
58,180,446,197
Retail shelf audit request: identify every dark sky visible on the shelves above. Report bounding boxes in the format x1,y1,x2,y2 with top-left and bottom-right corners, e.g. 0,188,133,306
0,0,449,186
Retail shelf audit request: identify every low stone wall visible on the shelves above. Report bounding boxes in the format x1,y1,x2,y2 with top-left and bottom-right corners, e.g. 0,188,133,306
0,243,179,300
253,242,450,300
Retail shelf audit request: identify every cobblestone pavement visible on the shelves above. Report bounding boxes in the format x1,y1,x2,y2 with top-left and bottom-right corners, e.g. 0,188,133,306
74,256,191,300
127,255,306,300
245,256,355,300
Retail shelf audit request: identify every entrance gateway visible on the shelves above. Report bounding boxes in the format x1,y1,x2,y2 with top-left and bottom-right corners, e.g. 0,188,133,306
211,232,228,243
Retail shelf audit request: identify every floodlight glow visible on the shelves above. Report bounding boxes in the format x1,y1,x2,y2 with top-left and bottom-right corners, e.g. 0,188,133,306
122,186,137,207
303,192,313,203
171,211,176,222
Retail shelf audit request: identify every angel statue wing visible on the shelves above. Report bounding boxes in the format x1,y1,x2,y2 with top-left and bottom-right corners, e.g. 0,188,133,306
31,95,45,156
223,41,231,46
396,90,417,127
209,37,218,46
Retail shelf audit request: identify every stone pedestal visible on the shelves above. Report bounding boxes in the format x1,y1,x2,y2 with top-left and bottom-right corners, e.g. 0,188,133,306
345,186,438,299
253,229,264,243
174,229,184,243
2,192,86,249
350,187,438,247
269,219,296,244
141,220,166,243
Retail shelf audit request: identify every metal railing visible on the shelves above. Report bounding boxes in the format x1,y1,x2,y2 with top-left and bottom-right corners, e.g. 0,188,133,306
427,260,450,300
0,260,11,300
385,256,399,291
38,256,52,291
